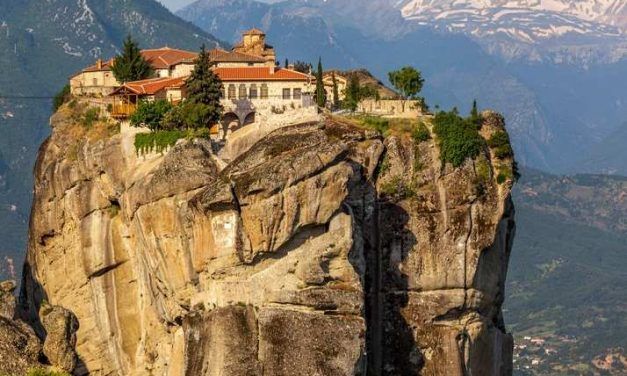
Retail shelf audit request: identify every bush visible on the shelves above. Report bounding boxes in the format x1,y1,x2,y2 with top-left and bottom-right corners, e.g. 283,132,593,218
53,84,71,112
27,368,71,376
433,110,485,167
380,175,416,200
130,100,173,131
487,130,513,159
134,128,212,155
412,122,431,143
81,107,100,128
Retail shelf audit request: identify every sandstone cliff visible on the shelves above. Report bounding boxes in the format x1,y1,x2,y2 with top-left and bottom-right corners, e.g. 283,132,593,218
18,106,515,375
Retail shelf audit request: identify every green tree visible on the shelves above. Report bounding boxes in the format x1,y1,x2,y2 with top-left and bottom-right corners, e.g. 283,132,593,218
111,35,154,83
52,84,71,112
293,61,311,73
130,100,173,131
343,73,361,112
315,57,326,108
185,44,224,127
388,66,425,111
432,109,485,167
284,58,289,68
332,72,339,107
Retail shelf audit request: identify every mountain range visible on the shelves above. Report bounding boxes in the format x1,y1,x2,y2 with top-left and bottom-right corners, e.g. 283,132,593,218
178,0,627,176
0,0,222,278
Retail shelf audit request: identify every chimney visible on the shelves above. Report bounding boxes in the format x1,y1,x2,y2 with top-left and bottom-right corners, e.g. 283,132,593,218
96,59,103,69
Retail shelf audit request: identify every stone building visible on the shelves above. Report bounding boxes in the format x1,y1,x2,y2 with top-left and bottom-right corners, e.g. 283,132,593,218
231,28,276,67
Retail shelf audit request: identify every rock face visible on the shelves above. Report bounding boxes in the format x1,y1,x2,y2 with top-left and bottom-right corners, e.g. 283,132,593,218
40,303,79,373
0,280,43,375
20,107,515,375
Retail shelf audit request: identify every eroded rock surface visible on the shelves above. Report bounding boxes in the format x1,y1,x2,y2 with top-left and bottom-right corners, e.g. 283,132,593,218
20,109,515,375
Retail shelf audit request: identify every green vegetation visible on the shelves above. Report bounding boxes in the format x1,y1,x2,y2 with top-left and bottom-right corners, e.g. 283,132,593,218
343,74,379,112
388,66,425,111
111,35,154,82
52,84,71,112
331,72,340,107
81,107,100,129
130,100,173,131
487,130,514,159
432,109,485,167
315,57,326,108
380,175,416,200
411,122,430,143
27,368,71,376
183,44,224,127
134,128,210,154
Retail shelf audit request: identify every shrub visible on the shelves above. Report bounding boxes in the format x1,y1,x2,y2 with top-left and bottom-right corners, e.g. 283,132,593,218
412,122,431,143
130,100,173,131
27,368,71,376
134,128,212,155
81,107,100,129
380,175,416,200
487,130,513,159
433,110,485,167
52,84,71,112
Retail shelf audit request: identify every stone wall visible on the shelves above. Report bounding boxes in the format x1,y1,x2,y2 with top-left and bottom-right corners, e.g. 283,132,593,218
358,98,424,118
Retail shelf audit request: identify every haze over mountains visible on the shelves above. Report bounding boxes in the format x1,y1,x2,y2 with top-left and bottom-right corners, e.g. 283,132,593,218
178,0,627,176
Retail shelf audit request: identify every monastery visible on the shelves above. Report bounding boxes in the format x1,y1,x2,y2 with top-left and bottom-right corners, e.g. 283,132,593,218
70,29,315,137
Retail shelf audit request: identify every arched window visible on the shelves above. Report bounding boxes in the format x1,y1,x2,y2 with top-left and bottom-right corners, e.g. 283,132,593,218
249,84,258,99
239,84,247,99
228,84,236,99
260,84,269,99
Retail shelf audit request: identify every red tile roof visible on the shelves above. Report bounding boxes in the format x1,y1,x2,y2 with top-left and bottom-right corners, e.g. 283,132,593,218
207,49,266,63
213,67,311,81
140,47,198,69
111,76,186,96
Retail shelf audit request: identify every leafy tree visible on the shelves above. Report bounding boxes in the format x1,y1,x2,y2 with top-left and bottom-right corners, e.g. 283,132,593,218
388,66,425,111
332,72,339,107
359,84,379,101
185,44,224,127
293,61,311,73
111,35,153,83
315,57,327,108
52,84,71,111
432,109,485,167
130,100,173,131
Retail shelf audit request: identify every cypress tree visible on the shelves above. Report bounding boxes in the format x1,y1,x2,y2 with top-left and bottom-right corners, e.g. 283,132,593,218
185,44,224,127
284,58,289,68
111,35,153,83
315,57,326,108
332,72,339,107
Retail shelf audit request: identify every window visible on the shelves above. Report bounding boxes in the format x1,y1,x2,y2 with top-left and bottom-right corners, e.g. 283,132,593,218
92,77,98,86
260,84,269,99
293,88,302,100
239,84,247,99
249,84,258,99
228,84,236,99
282,88,291,100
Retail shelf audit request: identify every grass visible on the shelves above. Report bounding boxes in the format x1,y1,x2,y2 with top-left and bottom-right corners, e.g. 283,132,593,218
134,128,211,155
27,368,71,376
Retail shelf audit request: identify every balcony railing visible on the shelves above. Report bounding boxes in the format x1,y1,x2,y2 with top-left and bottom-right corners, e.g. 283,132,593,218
111,103,137,118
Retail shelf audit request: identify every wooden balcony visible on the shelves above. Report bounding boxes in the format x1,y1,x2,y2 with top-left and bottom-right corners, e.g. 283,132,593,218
111,103,137,118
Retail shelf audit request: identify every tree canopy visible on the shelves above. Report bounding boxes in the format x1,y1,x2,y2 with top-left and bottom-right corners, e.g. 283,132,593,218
315,57,327,108
111,35,154,83
388,66,424,100
185,44,224,127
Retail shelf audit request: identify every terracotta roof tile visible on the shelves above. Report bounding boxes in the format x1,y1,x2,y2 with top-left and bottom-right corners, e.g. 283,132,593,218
140,48,197,69
213,67,311,81
111,76,186,96
207,49,266,63
243,28,265,35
